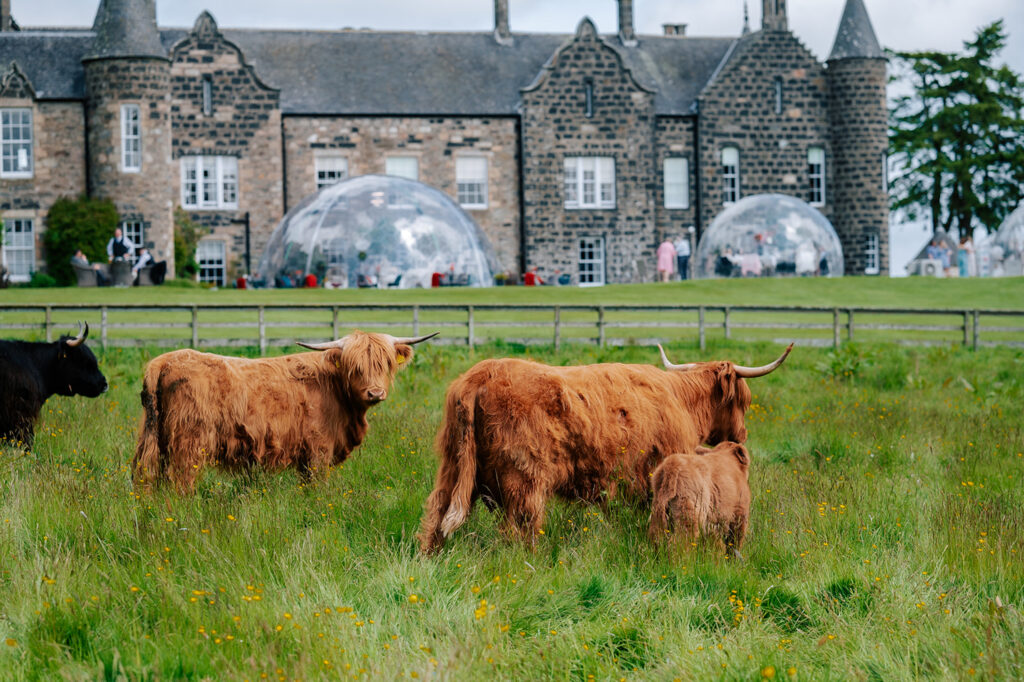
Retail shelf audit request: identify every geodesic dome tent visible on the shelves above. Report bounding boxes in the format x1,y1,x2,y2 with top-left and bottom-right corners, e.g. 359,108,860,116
256,175,496,289
985,205,1024,277
694,194,844,279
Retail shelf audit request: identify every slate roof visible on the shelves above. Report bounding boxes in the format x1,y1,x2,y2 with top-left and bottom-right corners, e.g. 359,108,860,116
87,0,166,60
0,25,734,115
828,0,883,61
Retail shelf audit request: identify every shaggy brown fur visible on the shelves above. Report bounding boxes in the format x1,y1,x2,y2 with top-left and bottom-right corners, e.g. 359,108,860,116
648,442,751,558
132,331,417,494
418,354,771,553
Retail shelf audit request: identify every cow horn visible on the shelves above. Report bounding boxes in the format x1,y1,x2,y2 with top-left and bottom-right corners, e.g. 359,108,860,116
385,331,440,346
66,321,89,347
297,338,347,351
733,343,794,378
657,344,699,371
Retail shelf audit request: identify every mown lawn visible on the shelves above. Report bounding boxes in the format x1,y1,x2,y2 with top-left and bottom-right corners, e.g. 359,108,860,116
1,337,1021,680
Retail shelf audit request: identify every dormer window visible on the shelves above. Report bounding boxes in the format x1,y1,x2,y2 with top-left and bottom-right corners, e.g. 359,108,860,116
202,75,213,117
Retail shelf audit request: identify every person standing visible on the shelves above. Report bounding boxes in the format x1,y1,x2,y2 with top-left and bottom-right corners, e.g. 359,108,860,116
106,227,135,263
656,239,676,283
958,234,975,278
673,233,691,280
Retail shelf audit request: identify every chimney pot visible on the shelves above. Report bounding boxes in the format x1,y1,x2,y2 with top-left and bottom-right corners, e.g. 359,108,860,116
662,23,687,36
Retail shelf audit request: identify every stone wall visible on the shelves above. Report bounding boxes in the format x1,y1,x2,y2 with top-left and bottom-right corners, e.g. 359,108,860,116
827,57,889,275
521,20,656,284
282,115,521,276
0,99,87,273
697,31,831,236
654,116,697,245
84,57,176,273
169,16,283,277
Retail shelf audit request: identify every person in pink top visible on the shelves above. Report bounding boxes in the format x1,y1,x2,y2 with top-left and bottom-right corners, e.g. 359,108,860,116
656,239,677,282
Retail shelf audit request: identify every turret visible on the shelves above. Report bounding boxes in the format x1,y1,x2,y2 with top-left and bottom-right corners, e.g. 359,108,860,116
83,0,176,274
826,0,888,275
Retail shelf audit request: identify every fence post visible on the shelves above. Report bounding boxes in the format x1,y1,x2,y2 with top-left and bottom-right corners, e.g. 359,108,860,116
332,306,339,339
698,306,706,351
962,310,970,347
597,306,605,347
101,306,108,350
258,306,266,356
190,305,198,348
846,309,854,342
833,308,840,348
45,305,52,343
554,305,561,351
972,310,979,350
723,306,730,341
412,304,420,336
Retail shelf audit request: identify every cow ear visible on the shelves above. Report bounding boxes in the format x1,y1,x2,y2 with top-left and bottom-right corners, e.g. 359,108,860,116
717,363,737,403
322,348,345,370
732,443,750,468
394,344,414,368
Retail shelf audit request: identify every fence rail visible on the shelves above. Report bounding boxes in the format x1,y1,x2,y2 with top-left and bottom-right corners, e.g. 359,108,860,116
1,303,1023,354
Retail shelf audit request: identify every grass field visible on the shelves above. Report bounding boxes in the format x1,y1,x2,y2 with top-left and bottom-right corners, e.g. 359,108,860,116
1,329,1022,679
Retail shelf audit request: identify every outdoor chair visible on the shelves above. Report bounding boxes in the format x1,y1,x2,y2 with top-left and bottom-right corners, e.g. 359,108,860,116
110,260,133,287
72,262,99,287
387,274,402,288
135,265,155,286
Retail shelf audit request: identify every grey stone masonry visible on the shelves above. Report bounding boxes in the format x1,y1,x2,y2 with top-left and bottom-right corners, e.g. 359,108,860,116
84,56,175,273
827,56,888,275
697,31,831,234
521,18,657,284
655,116,697,243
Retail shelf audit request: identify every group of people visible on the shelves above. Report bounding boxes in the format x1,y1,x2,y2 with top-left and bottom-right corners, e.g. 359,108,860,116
926,234,975,278
71,227,167,286
656,235,692,282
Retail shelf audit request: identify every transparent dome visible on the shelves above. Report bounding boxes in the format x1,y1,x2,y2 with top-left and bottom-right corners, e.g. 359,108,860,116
695,194,844,279
984,205,1024,277
257,175,496,289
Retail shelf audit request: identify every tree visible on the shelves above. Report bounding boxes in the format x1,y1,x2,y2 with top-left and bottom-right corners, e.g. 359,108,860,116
42,196,119,286
889,21,1024,236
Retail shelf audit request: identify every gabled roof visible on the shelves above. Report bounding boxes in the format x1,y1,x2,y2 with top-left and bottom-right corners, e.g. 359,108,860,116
0,25,734,116
828,0,884,61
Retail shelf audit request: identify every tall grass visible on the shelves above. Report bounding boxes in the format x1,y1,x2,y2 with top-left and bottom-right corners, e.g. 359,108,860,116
1,340,1022,680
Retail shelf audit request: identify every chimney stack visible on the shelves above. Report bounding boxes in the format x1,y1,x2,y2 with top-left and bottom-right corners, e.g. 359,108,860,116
762,0,788,31
1,0,13,31
494,0,512,45
662,23,687,37
618,0,636,46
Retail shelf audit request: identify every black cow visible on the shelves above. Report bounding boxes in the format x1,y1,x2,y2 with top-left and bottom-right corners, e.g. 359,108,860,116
0,323,108,449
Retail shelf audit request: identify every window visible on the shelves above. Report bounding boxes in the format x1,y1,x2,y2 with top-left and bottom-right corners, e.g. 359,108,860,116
1,108,33,178
202,75,213,117
456,157,488,208
663,157,689,209
2,218,34,282
721,147,740,204
564,157,615,209
584,78,594,118
864,233,880,275
196,240,226,285
315,156,349,191
808,147,825,205
774,76,783,115
578,236,605,286
121,104,141,172
385,156,418,181
181,156,239,210
121,220,145,264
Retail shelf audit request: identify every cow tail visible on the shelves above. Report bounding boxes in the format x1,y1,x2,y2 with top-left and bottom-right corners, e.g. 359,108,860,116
132,360,162,490
419,387,478,552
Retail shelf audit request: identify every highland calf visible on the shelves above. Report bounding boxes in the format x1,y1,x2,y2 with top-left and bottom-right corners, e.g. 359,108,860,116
132,330,437,494
418,344,790,552
648,442,751,557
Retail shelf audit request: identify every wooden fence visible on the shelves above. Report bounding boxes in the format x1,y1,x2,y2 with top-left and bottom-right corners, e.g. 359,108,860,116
1,303,1023,354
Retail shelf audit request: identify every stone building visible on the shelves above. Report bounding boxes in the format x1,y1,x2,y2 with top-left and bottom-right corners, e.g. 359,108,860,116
0,0,888,284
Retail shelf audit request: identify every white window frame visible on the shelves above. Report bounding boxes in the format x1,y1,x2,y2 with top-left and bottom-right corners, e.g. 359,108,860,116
864,233,880,275
315,156,349,191
385,156,418,181
663,157,690,209
564,157,615,210
121,220,145,265
722,147,740,205
121,104,141,173
1,108,33,179
455,156,488,209
180,156,239,210
196,240,226,286
808,147,825,206
578,236,606,287
2,218,35,283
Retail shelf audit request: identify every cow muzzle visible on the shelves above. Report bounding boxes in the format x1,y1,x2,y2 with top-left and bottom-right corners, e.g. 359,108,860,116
366,388,387,404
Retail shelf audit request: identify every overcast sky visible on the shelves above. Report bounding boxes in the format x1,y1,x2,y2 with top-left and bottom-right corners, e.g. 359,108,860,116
13,0,1024,73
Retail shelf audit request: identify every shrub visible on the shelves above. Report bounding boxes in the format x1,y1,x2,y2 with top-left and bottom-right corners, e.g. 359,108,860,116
816,343,868,381
173,207,208,279
42,196,119,286
28,271,57,288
